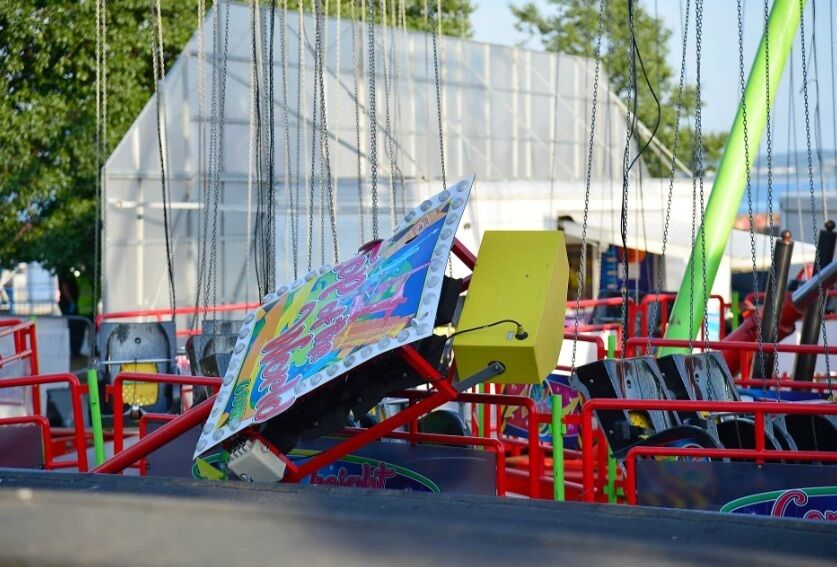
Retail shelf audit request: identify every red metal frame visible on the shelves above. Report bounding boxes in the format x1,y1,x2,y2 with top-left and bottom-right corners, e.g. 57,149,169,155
0,320,40,413
0,373,87,471
96,301,262,337
580,398,837,503
107,372,222,454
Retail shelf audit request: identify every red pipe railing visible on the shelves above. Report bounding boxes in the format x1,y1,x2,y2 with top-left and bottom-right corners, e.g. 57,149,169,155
107,372,222,454
0,320,41,413
0,373,87,471
580,398,837,503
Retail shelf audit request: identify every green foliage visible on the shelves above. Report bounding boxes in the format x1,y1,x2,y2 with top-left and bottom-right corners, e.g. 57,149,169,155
512,0,728,177
0,0,199,279
0,0,474,283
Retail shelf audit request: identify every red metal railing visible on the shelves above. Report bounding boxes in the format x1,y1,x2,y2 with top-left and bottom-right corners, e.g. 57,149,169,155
0,320,41,413
107,372,222,455
580,398,837,503
97,302,261,337
0,373,88,471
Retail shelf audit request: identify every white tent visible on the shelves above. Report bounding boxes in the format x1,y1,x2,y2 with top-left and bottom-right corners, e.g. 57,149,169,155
103,2,644,314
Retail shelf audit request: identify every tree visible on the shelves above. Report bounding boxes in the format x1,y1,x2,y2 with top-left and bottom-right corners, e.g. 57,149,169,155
512,0,727,177
0,0,474,306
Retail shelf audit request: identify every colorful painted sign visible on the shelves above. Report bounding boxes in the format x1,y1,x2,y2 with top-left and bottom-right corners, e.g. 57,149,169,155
636,461,837,519
721,487,837,520
502,374,581,449
194,178,474,457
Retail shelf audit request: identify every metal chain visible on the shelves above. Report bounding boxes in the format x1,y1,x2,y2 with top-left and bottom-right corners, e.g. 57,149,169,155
648,0,691,354
738,0,766,372
308,0,320,271
379,0,397,230
296,2,304,274
431,4,446,189
368,0,379,238
762,0,780,395
351,0,366,243
314,0,340,262
210,1,229,321
94,0,108,319
799,0,832,396
280,0,297,279
695,0,709,354
267,0,277,292
570,0,605,373
150,0,176,317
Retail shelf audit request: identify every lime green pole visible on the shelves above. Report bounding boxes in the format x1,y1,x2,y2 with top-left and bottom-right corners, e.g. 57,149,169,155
551,394,565,501
661,0,806,355
86,369,106,466
607,334,616,359
731,291,741,330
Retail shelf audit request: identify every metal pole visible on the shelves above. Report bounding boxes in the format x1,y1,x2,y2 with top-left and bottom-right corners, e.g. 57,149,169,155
661,0,806,355
86,369,106,465
551,394,564,501
752,231,794,378
794,220,836,380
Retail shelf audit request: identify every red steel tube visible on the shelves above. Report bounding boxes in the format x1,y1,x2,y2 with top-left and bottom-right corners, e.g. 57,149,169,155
96,301,261,327
109,373,222,453
0,374,87,471
93,395,216,474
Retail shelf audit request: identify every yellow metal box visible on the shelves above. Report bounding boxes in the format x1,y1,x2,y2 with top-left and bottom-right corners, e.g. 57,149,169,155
453,231,569,385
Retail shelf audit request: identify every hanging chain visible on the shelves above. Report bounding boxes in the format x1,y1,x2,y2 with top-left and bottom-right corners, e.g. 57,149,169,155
280,0,297,279
267,0,277,292
351,0,366,243
570,0,605,373
209,1,229,320
296,2,304,274
379,0,397,230
150,0,176,317
94,0,108,320
648,0,691,354
431,3,446,189
314,0,340,263
368,0,379,238
799,0,832,396
763,0,781,395
738,0,766,372
695,0,709,353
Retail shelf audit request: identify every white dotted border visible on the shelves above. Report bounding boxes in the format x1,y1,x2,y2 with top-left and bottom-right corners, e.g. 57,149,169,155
194,176,475,458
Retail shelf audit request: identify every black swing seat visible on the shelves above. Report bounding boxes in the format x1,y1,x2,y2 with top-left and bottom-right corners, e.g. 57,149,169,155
569,356,678,452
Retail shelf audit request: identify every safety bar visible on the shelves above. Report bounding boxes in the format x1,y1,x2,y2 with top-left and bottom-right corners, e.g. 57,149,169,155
108,372,222,454
0,373,87,471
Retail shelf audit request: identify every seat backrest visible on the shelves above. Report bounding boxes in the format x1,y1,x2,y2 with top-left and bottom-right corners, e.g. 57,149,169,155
98,321,176,377
657,351,738,403
570,356,677,451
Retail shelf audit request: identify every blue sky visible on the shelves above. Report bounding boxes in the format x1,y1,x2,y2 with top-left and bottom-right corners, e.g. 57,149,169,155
471,0,837,155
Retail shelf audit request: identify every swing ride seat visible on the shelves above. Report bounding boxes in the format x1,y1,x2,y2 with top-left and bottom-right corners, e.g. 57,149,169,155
656,351,795,452
569,356,679,452
186,320,241,403
97,322,178,418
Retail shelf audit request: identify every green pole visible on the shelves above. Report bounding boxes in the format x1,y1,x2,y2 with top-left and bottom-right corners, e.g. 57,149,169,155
607,333,616,359
661,0,806,355
86,369,106,466
731,291,741,329
551,394,565,501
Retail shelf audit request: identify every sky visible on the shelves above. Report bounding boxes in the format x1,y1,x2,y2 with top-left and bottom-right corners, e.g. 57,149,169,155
471,0,837,156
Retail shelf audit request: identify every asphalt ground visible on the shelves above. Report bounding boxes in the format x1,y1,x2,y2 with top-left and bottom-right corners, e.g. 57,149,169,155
0,469,834,566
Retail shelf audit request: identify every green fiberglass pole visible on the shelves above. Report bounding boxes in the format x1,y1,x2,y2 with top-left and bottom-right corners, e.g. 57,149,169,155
661,0,805,355
86,369,105,465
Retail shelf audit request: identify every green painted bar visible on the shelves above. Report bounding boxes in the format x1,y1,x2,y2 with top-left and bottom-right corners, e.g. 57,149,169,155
661,0,806,355
551,394,565,501
86,369,106,466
